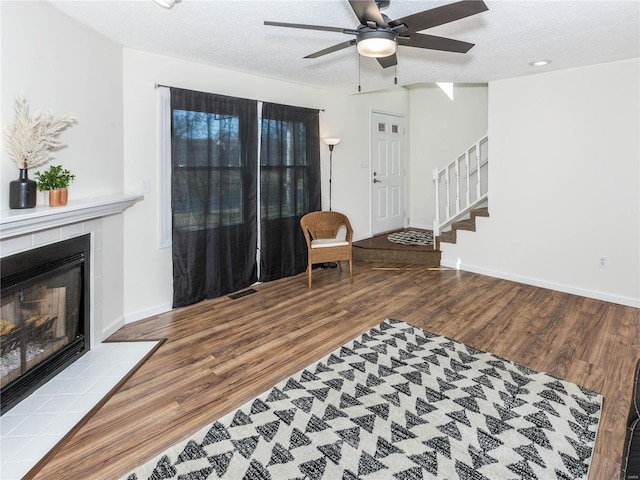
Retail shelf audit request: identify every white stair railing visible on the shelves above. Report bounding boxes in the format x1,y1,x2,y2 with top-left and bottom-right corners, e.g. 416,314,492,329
433,135,488,237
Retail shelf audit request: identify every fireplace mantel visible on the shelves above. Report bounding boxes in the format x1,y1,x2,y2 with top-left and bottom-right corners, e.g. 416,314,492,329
0,194,143,239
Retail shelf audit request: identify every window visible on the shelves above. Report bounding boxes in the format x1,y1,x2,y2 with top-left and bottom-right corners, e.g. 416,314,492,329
260,118,312,219
172,110,244,229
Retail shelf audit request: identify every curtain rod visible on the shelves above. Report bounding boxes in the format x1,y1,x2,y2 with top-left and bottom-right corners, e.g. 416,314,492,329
154,83,325,112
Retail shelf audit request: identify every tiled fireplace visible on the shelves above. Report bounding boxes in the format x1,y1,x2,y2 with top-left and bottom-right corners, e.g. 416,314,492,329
0,195,142,413
0,195,156,479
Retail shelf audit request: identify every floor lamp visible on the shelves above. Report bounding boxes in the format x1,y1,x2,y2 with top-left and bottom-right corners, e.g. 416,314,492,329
323,138,341,211
321,137,341,269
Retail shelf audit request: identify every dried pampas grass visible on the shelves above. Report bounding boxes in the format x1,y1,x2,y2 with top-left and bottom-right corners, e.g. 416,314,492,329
3,94,76,170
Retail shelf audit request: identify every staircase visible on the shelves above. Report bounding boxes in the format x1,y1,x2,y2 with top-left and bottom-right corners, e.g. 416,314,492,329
436,207,489,248
433,135,489,248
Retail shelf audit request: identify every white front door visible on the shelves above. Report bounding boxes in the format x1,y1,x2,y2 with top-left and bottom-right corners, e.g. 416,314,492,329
371,112,405,234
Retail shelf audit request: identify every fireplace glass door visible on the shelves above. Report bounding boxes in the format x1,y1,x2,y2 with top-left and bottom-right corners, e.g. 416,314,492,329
1,261,82,385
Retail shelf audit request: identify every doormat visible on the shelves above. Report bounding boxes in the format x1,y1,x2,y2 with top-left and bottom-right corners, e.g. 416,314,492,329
387,230,434,246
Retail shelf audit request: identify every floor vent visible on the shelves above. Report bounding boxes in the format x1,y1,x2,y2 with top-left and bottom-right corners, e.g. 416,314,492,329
228,288,257,300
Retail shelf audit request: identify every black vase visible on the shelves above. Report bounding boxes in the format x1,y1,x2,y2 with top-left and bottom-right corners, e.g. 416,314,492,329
9,168,37,209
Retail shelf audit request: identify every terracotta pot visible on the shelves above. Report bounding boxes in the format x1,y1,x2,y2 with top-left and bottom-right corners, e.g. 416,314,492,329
48,189,68,207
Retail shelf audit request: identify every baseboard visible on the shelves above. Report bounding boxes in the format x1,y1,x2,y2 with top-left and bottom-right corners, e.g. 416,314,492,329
440,259,640,308
353,233,371,242
409,223,433,231
101,316,125,342
124,302,173,325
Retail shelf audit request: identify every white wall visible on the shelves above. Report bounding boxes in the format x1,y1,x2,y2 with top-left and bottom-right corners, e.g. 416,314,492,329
408,84,488,229
1,1,128,341
1,1,123,204
121,49,409,321
441,58,640,307
321,88,410,236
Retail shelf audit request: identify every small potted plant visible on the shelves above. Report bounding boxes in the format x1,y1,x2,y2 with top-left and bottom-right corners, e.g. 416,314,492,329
35,165,76,207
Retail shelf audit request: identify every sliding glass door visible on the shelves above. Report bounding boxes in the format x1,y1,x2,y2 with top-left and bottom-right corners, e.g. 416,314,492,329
169,89,320,307
259,103,320,281
170,89,258,308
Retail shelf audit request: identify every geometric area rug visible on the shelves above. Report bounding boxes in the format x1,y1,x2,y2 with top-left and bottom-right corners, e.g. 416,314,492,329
123,319,603,480
387,230,434,246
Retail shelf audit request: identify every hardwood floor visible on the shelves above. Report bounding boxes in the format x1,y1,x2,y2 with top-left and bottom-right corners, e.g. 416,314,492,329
29,261,639,479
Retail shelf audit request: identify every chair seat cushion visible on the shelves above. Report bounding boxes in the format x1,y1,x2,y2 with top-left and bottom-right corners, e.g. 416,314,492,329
311,239,349,248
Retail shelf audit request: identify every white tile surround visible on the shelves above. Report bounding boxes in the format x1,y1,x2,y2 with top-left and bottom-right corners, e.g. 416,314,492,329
1,195,146,478
0,341,158,480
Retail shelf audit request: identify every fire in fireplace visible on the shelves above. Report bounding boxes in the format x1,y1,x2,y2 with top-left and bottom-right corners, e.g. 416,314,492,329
1,235,90,413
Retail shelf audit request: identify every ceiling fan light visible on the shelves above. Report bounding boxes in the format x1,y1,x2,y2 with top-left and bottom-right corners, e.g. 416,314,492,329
529,59,551,67
357,31,397,58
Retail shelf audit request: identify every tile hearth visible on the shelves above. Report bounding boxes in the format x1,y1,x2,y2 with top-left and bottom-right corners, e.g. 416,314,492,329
0,341,157,480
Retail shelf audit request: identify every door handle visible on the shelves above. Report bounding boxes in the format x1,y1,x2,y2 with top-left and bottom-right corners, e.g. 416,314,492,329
373,179,382,183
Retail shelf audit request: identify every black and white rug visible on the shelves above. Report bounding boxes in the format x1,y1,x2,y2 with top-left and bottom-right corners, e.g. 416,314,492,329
123,319,602,480
387,231,434,246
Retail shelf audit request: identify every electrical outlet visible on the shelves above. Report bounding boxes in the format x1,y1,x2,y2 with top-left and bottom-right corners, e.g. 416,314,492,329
599,256,608,268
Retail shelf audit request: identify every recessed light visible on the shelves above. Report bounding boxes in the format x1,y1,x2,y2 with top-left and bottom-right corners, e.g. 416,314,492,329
153,0,181,9
529,60,551,67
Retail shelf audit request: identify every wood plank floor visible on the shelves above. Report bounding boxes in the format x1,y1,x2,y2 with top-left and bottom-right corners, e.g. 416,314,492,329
29,261,639,479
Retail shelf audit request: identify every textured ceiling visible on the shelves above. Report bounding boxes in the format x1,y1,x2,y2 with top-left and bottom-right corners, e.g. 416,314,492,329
49,0,640,93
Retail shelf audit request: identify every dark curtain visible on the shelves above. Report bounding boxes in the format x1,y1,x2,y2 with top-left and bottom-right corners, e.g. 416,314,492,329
170,88,258,307
259,103,321,282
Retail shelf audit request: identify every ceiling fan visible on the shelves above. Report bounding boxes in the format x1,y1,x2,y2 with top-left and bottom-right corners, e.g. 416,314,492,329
265,0,488,69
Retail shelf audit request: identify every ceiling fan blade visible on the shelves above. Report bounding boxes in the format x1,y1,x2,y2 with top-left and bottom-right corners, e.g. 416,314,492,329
377,54,397,69
264,21,356,35
348,0,386,26
305,39,357,59
402,33,475,53
389,0,488,34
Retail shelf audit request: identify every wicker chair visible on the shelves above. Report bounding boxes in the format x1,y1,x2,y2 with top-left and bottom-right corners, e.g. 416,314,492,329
300,211,354,288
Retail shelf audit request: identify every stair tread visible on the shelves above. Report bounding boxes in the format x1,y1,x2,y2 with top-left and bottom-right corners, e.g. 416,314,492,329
438,230,457,244
451,219,475,231
471,207,489,217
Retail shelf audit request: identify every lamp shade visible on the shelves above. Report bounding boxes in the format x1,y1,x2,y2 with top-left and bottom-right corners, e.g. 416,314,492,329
356,31,397,58
323,138,341,147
